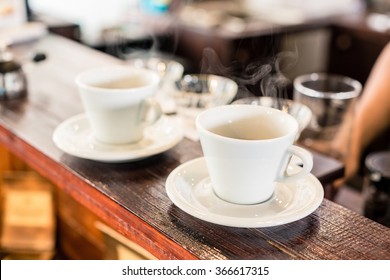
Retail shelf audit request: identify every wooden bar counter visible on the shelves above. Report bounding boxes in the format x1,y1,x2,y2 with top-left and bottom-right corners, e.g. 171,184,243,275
1,35,389,260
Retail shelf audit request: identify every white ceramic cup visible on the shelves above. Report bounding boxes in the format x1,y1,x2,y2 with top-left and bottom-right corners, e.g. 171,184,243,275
196,104,313,205
76,65,162,145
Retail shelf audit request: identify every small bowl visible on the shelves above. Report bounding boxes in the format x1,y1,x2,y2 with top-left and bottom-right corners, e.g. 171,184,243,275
127,57,184,83
126,57,185,113
233,96,312,139
173,74,238,110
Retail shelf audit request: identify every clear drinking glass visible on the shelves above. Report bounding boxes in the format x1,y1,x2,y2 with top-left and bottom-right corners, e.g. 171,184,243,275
293,73,362,158
232,96,312,141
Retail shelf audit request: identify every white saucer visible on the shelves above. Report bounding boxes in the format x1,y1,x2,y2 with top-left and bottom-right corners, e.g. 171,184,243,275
166,157,324,228
53,114,183,163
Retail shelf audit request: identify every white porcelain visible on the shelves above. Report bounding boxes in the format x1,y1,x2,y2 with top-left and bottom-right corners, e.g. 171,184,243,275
52,114,183,163
76,65,162,144
196,105,313,205
166,157,323,228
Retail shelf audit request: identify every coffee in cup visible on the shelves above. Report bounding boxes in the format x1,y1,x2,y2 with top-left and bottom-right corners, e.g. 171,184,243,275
196,104,313,205
76,65,162,145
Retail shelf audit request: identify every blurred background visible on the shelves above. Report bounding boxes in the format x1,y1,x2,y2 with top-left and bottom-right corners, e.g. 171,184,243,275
14,0,388,91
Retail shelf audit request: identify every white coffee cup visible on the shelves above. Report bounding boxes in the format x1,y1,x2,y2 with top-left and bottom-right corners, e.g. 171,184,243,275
76,65,162,144
196,104,313,205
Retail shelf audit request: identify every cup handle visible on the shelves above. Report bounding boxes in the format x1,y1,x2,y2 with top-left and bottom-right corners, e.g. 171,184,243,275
141,98,162,127
276,145,313,183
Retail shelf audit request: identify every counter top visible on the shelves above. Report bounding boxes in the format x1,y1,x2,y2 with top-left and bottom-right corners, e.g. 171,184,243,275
1,35,389,259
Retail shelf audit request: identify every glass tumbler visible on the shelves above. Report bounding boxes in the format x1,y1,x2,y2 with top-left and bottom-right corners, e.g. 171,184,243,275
293,73,361,157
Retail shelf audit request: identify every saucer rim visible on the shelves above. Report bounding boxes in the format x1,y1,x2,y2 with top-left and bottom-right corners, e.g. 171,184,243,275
166,157,324,228
52,113,183,162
